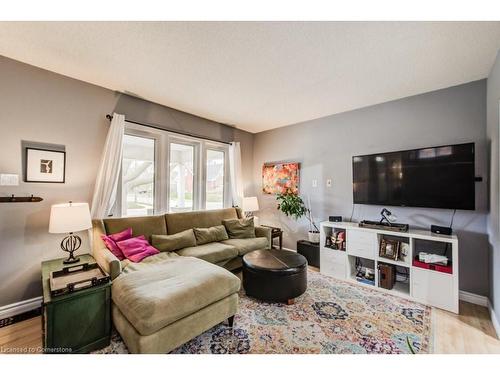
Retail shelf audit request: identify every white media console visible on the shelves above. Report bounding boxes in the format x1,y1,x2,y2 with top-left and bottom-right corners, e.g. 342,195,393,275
320,221,459,313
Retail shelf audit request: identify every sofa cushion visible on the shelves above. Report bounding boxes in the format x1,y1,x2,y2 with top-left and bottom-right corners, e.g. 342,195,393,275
221,237,269,256
193,225,229,245
117,235,160,263
176,242,238,264
151,229,197,252
101,227,132,260
103,215,167,242
222,218,256,239
165,208,240,234
112,256,241,336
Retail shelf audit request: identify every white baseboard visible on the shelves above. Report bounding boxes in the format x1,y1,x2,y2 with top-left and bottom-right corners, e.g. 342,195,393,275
459,290,489,307
282,247,296,252
0,297,42,320
488,300,500,339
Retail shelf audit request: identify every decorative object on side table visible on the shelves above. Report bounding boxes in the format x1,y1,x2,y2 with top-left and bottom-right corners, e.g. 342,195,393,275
242,196,260,226
49,262,110,297
276,190,319,243
25,147,66,183
42,254,111,353
49,202,92,264
379,238,401,261
262,162,300,194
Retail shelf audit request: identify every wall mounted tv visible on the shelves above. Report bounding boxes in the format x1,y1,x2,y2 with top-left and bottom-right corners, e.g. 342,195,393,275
352,142,475,210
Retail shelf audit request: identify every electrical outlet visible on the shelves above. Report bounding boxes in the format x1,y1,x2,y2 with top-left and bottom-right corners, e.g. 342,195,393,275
326,179,332,187
312,179,317,188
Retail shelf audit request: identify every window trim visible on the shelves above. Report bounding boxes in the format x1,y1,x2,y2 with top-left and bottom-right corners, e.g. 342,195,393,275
120,121,231,216
118,129,161,217
168,137,200,213
204,143,231,210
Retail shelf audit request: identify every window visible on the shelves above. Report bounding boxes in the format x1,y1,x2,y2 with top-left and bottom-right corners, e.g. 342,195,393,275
206,149,225,209
119,122,230,217
169,143,195,212
122,134,155,217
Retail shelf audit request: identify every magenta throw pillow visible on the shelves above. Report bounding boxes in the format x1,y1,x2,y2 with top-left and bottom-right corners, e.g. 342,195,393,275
101,228,133,260
116,235,159,263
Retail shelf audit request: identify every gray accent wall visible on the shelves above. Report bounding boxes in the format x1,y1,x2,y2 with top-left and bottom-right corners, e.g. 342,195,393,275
487,50,500,323
0,56,253,307
253,80,489,296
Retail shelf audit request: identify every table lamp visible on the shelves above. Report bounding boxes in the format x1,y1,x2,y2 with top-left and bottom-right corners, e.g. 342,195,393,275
49,202,92,264
242,196,260,226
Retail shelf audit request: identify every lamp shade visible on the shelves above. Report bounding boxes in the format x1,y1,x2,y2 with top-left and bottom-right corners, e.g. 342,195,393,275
242,196,259,212
49,202,92,234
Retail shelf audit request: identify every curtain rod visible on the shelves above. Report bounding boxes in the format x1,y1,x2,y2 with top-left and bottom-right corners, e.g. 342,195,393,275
105,114,232,145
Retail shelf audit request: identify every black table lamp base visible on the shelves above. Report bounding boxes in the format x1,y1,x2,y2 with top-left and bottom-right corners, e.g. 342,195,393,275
61,233,82,264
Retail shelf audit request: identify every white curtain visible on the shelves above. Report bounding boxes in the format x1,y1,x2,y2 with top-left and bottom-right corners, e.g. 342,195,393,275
229,141,244,207
90,113,125,219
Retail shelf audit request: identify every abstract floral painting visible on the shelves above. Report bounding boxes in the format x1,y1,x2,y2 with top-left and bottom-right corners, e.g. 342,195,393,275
262,162,300,194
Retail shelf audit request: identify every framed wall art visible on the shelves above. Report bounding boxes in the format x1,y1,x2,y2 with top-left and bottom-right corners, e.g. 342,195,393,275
25,147,66,183
262,162,300,194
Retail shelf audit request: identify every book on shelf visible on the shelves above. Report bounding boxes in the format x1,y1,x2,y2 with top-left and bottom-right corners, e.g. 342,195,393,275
355,276,375,286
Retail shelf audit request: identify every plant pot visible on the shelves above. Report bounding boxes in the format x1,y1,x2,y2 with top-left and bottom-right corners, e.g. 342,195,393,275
308,230,320,243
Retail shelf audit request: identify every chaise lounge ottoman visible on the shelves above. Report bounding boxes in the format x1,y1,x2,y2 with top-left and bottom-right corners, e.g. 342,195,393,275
111,254,241,353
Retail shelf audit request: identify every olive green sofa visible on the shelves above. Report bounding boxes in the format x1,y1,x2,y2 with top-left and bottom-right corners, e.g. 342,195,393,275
91,207,271,353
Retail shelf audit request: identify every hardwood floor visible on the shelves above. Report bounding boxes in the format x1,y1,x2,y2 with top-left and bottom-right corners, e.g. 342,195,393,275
0,317,42,354
1,301,498,354
433,301,500,354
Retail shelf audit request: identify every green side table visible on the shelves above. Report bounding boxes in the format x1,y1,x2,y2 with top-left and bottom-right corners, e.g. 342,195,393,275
42,254,111,353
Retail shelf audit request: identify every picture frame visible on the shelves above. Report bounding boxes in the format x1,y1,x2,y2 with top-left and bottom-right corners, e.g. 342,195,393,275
262,162,300,195
25,147,66,183
379,238,400,261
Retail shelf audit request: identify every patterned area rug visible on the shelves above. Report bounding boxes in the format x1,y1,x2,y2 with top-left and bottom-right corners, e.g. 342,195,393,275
96,271,432,354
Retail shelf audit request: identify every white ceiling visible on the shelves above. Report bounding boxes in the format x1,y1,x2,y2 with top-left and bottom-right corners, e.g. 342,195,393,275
0,22,499,133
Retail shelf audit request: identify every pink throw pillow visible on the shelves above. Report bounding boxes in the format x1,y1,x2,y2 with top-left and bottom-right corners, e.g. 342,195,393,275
116,235,159,263
101,228,133,260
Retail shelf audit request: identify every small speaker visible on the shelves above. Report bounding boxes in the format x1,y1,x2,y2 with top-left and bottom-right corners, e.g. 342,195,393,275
431,225,452,235
329,216,342,222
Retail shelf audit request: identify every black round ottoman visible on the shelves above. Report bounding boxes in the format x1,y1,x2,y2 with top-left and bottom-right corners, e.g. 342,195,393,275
242,249,307,304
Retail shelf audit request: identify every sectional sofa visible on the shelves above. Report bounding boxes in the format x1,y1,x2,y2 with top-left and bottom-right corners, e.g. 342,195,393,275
91,207,272,353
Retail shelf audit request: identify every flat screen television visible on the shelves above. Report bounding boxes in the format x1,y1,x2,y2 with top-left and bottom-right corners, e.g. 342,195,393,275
352,142,475,210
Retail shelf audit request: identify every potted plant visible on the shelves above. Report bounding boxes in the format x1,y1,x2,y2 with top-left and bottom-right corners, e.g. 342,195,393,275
276,190,320,243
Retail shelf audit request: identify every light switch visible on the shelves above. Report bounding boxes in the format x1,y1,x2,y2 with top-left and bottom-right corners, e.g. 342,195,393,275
0,174,19,186
326,179,332,187
312,179,317,188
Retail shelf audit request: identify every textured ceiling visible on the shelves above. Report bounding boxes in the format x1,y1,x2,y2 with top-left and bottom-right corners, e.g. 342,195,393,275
0,22,499,133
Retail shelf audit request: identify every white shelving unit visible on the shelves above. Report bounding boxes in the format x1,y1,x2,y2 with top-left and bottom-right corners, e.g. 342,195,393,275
320,221,459,314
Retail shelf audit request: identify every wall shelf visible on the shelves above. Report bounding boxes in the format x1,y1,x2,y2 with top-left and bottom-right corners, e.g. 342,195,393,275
0,195,43,203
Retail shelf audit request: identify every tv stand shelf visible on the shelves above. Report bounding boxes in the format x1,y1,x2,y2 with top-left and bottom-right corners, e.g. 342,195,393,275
320,221,459,313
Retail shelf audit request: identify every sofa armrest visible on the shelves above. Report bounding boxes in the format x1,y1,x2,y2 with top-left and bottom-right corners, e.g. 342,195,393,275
255,226,272,249
91,218,122,280
94,247,122,280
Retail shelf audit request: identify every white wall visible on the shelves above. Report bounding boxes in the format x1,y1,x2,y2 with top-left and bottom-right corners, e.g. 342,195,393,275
487,50,500,323
253,80,489,295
